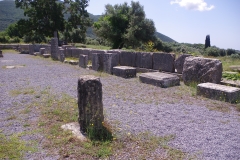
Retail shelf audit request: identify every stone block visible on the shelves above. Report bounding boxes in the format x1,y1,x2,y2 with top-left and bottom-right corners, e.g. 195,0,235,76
78,75,104,134
82,49,92,60
103,53,119,74
43,54,51,58
112,66,136,78
139,72,180,88
107,50,120,65
174,54,192,74
183,57,222,85
135,52,153,69
0,50,3,57
59,49,65,62
79,55,88,68
120,51,136,66
28,45,35,55
92,53,103,71
153,52,175,72
51,38,59,60
197,82,240,103
69,60,78,65
73,48,83,58
39,48,45,56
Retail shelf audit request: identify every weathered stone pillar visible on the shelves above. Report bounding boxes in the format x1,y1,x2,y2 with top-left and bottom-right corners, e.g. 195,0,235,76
59,49,65,62
39,48,45,56
78,75,104,135
79,54,88,68
51,38,58,60
0,50,3,58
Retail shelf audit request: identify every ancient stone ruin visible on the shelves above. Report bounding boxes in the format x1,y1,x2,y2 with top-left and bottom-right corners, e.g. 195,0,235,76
0,50,3,57
77,75,104,136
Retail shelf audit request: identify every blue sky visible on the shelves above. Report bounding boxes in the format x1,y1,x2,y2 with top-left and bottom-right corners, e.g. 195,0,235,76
87,0,240,50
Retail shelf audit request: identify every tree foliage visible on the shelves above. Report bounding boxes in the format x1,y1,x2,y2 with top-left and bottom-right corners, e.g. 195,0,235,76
205,35,211,49
14,0,91,43
93,1,156,49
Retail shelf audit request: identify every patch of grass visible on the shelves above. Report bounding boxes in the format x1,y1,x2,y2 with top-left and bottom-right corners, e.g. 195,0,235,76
75,44,111,50
1,49,18,54
6,115,17,120
217,56,240,71
92,71,110,78
0,133,36,160
236,104,240,112
222,72,240,81
10,87,35,96
65,57,79,61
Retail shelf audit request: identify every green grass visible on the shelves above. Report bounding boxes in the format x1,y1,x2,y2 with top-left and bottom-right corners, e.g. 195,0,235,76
10,87,35,96
0,133,36,160
75,43,111,50
217,56,240,71
222,72,240,81
1,49,19,53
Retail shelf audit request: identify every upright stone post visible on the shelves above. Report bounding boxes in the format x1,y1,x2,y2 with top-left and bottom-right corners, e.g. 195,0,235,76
51,32,59,60
59,49,65,62
78,75,104,136
0,50,3,58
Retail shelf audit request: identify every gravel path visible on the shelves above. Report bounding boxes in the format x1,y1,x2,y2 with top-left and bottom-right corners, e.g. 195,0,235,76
0,52,240,159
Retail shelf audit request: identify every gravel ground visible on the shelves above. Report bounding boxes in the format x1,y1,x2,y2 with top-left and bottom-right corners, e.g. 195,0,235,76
0,52,240,160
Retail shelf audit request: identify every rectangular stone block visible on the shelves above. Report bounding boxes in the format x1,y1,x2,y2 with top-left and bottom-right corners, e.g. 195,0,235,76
78,75,104,135
72,48,82,58
51,38,59,60
139,72,180,88
79,55,88,68
135,52,153,69
120,51,136,67
92,53,103,71
107,50,120,65
28,45,35,55
103,53,119,74
82,49,92,60
112,66,136,78
39,48,45,56
197,82,240,103
153,52,175,72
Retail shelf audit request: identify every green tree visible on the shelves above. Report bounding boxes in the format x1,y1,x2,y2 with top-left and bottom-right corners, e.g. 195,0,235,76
93,1,156,49
15,0,91,43
205,35,211,49
15,0,65,40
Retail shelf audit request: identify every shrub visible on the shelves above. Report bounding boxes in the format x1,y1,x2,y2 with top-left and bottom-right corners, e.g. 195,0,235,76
205,47,220,57
230,54,240,59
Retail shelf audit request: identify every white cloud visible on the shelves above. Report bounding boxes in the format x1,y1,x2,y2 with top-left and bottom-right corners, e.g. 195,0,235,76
170,0,215,11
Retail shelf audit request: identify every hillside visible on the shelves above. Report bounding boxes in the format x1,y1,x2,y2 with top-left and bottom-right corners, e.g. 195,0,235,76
0,0,176,43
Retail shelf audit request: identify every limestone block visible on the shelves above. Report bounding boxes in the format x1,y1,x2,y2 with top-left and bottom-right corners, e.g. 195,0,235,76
112,66,136,78
72,48,82,58
59,49,65,62
39,48,45,56
183,57,222,85
139,72,180,88
103,53,119,74
92,53,103,71
153,52,175,72
79,55,88,68
135,52,153,69
107,50,120,65
120,51,136,67
82,49,92,60
174,54,192,74
69,60,78,65
51,38,59,60
197,82,240,103
78,75,104,134
43,54,50,58
28,45,35,55
0,50,3,57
